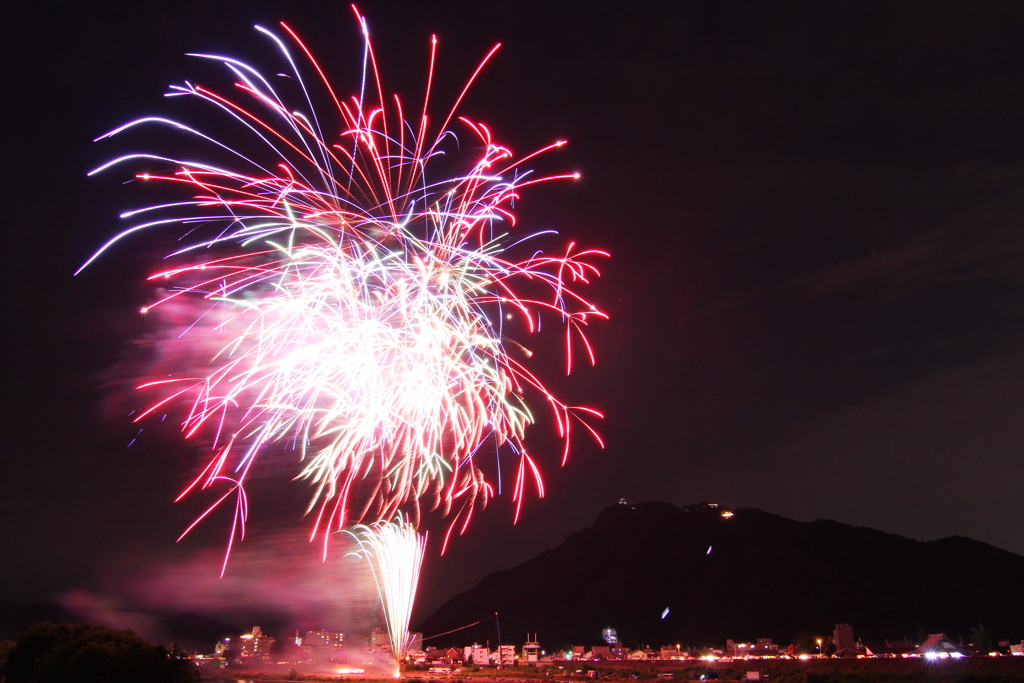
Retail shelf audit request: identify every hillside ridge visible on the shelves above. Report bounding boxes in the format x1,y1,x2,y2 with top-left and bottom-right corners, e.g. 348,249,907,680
415,502,1024,649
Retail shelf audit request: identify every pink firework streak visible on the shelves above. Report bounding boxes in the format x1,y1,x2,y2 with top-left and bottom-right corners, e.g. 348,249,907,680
82,9,607,572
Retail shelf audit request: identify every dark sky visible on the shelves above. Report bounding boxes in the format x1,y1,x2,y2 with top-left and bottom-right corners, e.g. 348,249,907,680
4,0,1024,634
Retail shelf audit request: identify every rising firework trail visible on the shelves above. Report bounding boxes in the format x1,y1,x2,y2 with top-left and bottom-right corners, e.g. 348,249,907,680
348,516,426,670
83,7,606,574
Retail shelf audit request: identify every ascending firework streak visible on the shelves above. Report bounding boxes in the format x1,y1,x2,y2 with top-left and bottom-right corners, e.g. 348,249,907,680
83,7,605,573
348,517,426,668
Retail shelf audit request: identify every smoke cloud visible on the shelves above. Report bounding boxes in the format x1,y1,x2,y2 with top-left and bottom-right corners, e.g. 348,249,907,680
62,529,382,646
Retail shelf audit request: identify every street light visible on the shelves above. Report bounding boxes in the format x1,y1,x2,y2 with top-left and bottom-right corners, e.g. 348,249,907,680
816,639,822,656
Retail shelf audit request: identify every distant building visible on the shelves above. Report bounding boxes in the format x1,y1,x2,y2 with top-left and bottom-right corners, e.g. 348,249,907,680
919,634,962,655
603,627,619,645
866,637,916,658
833,624,863,657
660,645,684,660
239,627,275,660
464,643,489,665
627,649,648,660
495,644,516,666
370,627,390,651
752,639,778,656
726,639,778,657
834,625,855,651
589,645,612,660
305,629,344,648
523,636,541,663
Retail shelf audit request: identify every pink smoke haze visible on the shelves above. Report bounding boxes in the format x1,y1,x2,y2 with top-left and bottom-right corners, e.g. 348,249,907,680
64,530,382,637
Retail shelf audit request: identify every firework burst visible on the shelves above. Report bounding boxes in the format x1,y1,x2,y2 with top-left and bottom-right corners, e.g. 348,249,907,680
84,8,606,569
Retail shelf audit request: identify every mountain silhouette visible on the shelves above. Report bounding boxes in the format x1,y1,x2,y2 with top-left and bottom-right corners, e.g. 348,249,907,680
416,502,1024,650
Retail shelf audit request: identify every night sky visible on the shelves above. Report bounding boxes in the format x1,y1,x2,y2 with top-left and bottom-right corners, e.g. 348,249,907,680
5,1,1024,633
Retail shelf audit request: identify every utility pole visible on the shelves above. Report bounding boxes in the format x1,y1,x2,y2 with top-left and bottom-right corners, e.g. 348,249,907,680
495,612,502,669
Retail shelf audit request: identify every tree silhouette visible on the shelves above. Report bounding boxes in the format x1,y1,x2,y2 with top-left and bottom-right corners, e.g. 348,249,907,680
0,640,14,670
791,631,815,655
969,623,996,655
2,622,199,683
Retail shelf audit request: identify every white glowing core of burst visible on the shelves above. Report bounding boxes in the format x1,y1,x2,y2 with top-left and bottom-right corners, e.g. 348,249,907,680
213,239,527,508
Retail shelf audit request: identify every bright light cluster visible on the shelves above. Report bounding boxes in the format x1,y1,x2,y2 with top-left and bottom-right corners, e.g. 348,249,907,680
84,10,606,568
